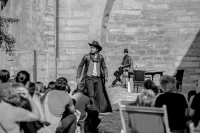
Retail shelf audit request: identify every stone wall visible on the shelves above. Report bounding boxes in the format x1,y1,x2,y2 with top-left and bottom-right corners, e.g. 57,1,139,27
1,0,56,85
105,0,200,93
58,0,107,80
2,0,200,93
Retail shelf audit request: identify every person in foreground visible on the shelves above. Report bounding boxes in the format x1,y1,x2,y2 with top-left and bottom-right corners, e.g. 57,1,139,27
76,41,112,113
154,75,188,133
40,77,77,133
109,48,132,88
0,83,40,133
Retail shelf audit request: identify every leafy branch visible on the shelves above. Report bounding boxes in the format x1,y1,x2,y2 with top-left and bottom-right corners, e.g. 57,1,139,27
0,16,19,56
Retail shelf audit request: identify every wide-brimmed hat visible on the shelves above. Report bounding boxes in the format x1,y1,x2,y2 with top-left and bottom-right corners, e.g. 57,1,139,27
124,48,128,53
88,41,102,51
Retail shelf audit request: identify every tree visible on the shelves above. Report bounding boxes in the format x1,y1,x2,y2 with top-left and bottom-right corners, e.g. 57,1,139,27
0,16,19,55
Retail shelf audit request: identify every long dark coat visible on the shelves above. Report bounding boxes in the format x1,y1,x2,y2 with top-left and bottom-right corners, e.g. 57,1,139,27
76,53,112,113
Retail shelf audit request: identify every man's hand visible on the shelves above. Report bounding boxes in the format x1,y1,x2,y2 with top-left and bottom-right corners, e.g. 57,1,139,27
105,77,108,82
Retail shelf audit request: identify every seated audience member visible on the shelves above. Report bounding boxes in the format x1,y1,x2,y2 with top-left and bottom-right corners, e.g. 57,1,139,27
45,81,55,93
0,83,40,133
189,91,200,128
72,89,101,132
41,77,77,133
155,75,188,133
0,70,11,92
136,79,156,106
0,69,10,83
35,82,46,98
15,71,30,87
15,71,45,133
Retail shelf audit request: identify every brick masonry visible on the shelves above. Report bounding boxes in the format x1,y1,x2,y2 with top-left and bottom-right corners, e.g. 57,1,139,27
2,0,200,94
104,0,200,94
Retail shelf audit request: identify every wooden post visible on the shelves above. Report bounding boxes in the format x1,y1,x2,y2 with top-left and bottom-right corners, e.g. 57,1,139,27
33,50,37,82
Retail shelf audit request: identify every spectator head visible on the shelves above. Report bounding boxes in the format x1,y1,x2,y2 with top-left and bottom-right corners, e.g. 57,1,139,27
35,82,45,93
143,79,158,94
47,81,55,90
15,71,30,86
1,83,26,106
0,69,10,83
139,89,155,106
27,82,36,96
55,77,69,92
159,75,176,93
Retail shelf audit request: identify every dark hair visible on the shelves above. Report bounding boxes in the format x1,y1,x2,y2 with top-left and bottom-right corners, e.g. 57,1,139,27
0,69,10,83
55,77,68,91
47,81,55,90
144,79,158,93
15,71,30,85
27,82,36,96
159,75,176,92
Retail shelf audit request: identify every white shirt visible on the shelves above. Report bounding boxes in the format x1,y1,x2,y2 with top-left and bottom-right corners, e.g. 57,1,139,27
92,54,98,76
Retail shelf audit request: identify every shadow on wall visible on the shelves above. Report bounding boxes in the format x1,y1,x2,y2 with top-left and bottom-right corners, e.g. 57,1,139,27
175,30,200,94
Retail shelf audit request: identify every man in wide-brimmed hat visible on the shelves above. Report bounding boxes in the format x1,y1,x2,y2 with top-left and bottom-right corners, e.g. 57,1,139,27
76,41,112,116
108,48,132,88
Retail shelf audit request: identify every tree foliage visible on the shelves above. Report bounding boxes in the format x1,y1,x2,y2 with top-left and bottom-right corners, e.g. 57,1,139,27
0,16,19,55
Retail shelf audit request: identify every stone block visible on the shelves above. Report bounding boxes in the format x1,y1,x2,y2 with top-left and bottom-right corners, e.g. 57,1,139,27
163,56,176,61
45,15,55,23
130,56,140,61
60,55,76,61
147,4,169,10
73,10,90,18
154,61,167,68
62,27,88,33
122,1,143,10
109,29,123,34
37,61,47,69
66,19,90,26
190,74,200,81
64,34,88,41
141,56,153,61
180,61,199,68
45,6,55,15
154,57,163,61
47,0,55,7
117,35,136,42
59,19,66,26
37,69,47,78
177,16,192,22
20,54,33,60
59,8,73,18
113,10,141,15
48,61,55,69
183,57,200,61
59,33,65,40
126,23,139,28
37,54,47,61
121,15,140,21
135,50,146,55
19,61,29,69
107,34,117,42
147,28,167,36
66,49,77,55
146,48,158,55
159,49,170,55
195,68,200,73
113,15,121,21
146,61,154,68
